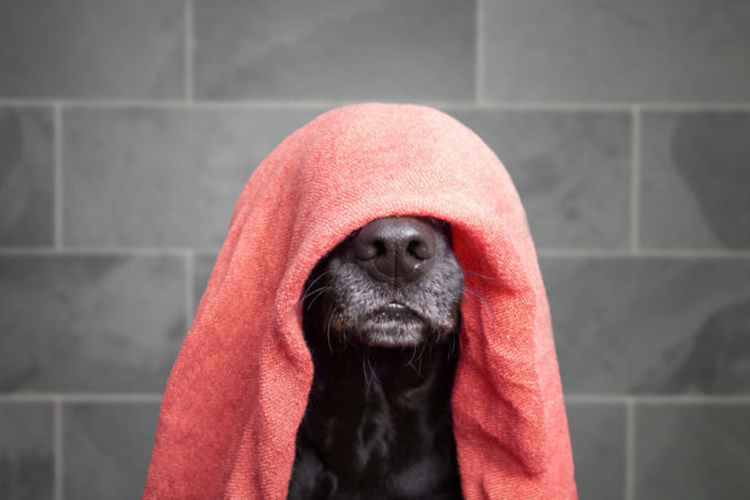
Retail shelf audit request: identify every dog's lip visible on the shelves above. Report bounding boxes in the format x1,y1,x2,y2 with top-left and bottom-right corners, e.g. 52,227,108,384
382,302,407,311
372,302,420,319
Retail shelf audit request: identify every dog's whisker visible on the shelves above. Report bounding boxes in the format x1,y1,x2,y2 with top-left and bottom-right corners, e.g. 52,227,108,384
361,349,380,395
367,351,381,388
462,268,498,281
447,328,458,361
296,270,335,308
304,286,332,311
344,326,352,348
362,355,369,392
406,344,420,371
325,309,335,353
303,269,334,296
301,284,327,305
363,352,372,391
417,343,427,377
299,278,334,306
405,341,427,378
462,285,497,340
462,286,486,312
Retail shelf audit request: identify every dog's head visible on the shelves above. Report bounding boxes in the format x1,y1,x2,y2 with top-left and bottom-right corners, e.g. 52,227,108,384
303,216,464,348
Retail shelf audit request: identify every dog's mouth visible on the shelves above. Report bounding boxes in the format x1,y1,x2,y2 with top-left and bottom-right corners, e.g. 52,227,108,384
331,301,441,348
373,302,416,320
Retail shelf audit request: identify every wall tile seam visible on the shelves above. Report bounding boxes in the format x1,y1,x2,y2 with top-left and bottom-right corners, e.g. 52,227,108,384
565,395,750,405
2,394,749,404
630,107,641,252
3,248,750,258
185,250,195,332
538,249,750,258
625,397,635,500
0,394,165,402
0,247,216,256
3,99,750,111
184,0,194,103
54,104,64,250
54,397,63,500
475,0,484,103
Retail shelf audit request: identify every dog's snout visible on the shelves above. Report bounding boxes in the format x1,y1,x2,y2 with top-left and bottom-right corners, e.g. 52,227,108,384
352,217,437,285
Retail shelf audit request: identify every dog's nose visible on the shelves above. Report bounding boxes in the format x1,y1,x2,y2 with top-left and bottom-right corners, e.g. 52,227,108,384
352,217,437,285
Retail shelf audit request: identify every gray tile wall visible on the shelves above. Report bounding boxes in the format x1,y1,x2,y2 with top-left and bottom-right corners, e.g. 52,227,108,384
1,1,748,499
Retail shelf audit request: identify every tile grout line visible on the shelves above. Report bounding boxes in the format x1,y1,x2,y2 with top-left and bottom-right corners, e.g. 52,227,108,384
565,395,629,404
0,393,164,403
565,394,750,404
54,397,63,500
630,106,641,253
185,250,195,332
53,103,63,249
2,99,750,111
633,395,750,404
3,247,750,258
3,393,748,404
475,0,484,103
0,247,219,256
537,248,750,258
625,398,636,500
185,0,194,103
0,100,655,111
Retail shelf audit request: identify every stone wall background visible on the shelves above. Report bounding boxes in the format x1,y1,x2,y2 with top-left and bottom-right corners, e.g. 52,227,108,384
1,1,749,498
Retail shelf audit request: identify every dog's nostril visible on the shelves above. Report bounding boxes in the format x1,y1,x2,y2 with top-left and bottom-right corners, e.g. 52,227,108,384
352,217,438,285
354,238,385,261
407,238,432,261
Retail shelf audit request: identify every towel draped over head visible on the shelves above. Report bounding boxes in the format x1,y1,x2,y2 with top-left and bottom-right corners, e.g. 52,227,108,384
143,103,577,499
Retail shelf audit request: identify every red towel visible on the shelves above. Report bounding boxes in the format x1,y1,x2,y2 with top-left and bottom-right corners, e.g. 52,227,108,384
143,103,577,499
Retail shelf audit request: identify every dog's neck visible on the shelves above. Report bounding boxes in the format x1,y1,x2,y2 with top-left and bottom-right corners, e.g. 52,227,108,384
299,333,460,490
309,336,458,408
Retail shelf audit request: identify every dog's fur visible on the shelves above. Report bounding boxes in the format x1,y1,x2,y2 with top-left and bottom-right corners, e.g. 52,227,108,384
287,217,464,500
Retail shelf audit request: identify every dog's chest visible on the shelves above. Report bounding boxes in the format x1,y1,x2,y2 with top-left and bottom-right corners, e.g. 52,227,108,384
294,347,462,498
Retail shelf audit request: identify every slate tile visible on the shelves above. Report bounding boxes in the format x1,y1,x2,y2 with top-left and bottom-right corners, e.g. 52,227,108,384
0,255,185,392
0,0,184,99
447,109,631,249
566,403,626,500
194,0,475,100
635,404,750,500
540,257,750,394
641,112,750,249
483,0,750,102
193,252,218,312
63,107,323,247
64,402,159,500
0,402,54,500
0,107,54,247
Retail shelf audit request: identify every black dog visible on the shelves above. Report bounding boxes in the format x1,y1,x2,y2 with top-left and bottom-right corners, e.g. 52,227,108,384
287,217,465,500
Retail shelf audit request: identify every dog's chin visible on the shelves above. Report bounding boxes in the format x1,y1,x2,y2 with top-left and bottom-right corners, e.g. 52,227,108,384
355,321,425,347
336,303,427,347
352,305,428,347
329,303,459,348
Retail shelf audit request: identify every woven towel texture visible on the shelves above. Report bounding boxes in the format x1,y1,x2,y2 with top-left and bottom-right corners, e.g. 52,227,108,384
143,103,577,499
